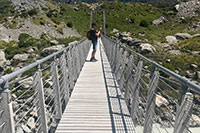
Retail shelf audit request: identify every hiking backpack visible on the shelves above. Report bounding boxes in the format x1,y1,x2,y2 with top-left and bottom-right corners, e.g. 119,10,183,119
87,30,92,40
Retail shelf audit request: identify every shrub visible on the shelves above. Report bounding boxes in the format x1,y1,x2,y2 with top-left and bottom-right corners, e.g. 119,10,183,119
67,21,73,28
139,20,149,27
18,33,37,48
28,9,37,16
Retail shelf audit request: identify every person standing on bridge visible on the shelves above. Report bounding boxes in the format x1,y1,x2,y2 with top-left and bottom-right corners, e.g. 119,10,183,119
89,23,102,62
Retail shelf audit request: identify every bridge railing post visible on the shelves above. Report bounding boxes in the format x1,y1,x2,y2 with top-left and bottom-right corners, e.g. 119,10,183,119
174,92,194,133
0,83,15,133
59,51,69,107
130,61,143,124
34,65,48,133
143,71,159,133
124,55,134,105
51,56,62,119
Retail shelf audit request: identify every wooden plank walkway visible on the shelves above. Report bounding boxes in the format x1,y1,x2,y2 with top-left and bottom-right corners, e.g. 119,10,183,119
56,39,136,133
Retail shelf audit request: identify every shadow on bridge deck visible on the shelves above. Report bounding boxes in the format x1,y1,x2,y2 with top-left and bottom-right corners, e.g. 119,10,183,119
55,40,136,133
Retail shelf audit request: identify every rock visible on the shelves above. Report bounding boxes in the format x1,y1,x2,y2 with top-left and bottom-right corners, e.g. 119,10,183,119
186,71,193,78
27,117,35,129
121,36,133,43
0,49,7,67
129,38,143,46
175,4,180,11
162,44,172,50
192,51,200,55
139,43,156,54
18,77,33,89
165,36,177,44
68,41,78,45
166,59,171,63
16,126,24,133
155,94,169,107
74,7,79,11
41,45,65,56
28,48,35,53
195,72,200,79
152,16,168,25
111,28,119,34
50,40,59,45
13,54,29,62
0,33,10,43
168,50,181,56
119,32,131,38
21,124,31,133
175,33,192,40
192,34,200,38
176,0,200,18
190,64,198,69
190,114,200,127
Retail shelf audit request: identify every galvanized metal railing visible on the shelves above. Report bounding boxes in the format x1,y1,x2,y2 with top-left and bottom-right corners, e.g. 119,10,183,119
101,35,200,133
0,39,91,133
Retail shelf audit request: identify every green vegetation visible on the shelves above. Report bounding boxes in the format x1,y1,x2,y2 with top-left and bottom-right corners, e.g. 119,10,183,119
0,0,14,22
67,21,73,28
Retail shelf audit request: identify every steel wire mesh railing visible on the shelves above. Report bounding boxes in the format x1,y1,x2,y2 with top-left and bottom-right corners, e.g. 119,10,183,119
101,35,200,133
0,38,91,133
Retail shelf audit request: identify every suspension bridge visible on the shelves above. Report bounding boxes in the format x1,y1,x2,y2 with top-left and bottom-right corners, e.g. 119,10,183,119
0,11,200,133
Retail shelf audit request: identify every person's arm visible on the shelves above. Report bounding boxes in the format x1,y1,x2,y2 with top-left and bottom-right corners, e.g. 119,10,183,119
96,26,102,37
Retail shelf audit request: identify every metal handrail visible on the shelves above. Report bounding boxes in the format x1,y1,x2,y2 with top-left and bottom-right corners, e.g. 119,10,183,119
103,35,200,93
0,38,87,89
101,35,199,133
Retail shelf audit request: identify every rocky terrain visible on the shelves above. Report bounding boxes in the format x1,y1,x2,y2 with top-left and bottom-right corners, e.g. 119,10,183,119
0,0,200,132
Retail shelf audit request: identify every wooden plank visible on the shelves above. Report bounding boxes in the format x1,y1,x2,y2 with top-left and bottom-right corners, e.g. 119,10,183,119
56,39,136,133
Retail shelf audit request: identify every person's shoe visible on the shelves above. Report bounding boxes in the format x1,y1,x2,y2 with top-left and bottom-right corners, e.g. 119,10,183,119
90,57,95,62
93,58,98,61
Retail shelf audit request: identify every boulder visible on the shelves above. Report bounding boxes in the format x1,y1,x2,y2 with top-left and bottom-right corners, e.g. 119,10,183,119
175,33,192,40
18,77,33,89
195,71,200,79
139,43,156,54
192,51,200,55
190,64,198,69
111,28,119,34
186,71,193,78
0,33,10,43
190,114,200,127
21,124,31,133
121,36,133,43
192,34,200,38
16,126,24,133
74,7,79,11
165,36,178,44
155,94,169,107
119,32,131,38
27,117,35,129
0,49,7,66
152,16,168,25
168,50,182,56
129,38,143,46
41,45,65,56
50,40,59,45
13,54,29,62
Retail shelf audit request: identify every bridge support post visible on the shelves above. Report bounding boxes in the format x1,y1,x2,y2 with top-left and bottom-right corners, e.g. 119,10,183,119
103,9,106,35
130,61,143,124
174,92,193,133
34,65,48,133
0,83,15,133
118,51,127,92
59,51,69,107
143,71,159,133
51,57,62,119
124,55,134,105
